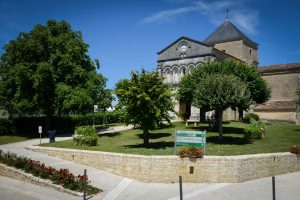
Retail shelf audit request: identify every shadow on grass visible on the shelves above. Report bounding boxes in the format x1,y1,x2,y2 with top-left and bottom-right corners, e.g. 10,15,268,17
207,136,251,145
157,123,175,130
124,141,174,149
98,132,121,138
137,132,172,139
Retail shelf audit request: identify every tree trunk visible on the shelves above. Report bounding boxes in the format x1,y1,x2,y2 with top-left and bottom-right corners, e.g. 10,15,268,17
45,114,52,132
45,106,53,132
200,109,206,123
217,109,224,141
143,129,149,146
238,107,244,121
213,110,219,132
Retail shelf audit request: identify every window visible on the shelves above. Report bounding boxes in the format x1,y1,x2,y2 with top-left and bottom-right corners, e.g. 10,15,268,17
249,49,252,55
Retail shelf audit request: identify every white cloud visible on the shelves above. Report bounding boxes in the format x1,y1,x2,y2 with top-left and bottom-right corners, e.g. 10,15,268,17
140,6,197,24
140,0,259,35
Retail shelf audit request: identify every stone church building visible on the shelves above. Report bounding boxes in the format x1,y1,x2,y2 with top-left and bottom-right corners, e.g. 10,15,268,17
157,19,300,124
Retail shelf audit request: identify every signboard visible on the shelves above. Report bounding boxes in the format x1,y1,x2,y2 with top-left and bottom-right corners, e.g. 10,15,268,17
94,105,98,113
174,130,206,154
38,126,42,134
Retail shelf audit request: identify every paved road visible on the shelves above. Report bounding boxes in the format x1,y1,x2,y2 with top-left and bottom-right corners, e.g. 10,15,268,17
1,125,299,200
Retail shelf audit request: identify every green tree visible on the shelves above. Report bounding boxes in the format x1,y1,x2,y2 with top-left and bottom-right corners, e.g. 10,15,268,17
0,20,112,130
193,73,251,139
115,69,174,146
178,59,270,120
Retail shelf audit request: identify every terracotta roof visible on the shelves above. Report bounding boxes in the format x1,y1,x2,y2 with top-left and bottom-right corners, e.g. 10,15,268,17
258,63,300,74
254,101,297,111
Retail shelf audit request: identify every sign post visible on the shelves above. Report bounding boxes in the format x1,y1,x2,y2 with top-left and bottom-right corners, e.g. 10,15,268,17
93,105,98,129
38,126,42,144
174,130,206,155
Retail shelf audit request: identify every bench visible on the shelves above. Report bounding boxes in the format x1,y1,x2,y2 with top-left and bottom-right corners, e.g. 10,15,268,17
185,115,200,126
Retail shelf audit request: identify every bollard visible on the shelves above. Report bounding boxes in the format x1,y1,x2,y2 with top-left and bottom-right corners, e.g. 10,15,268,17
179,176,183,200
83,169,87,200
272,176,276,200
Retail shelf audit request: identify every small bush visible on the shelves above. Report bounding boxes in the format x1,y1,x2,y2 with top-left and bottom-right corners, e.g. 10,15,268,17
243,113,260,123
73,127,98,146
177,147,204,159
289,145,300,154
0,118,13,135
244,119,265,140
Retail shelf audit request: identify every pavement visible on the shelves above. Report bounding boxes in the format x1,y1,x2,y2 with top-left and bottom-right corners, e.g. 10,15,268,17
1,125,300,200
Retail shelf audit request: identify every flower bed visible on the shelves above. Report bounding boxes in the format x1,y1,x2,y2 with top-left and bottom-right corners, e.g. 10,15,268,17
0,150,101,195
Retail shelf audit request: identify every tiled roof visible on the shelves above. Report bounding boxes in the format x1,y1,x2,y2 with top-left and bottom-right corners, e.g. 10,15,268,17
203,20,257,46
258,63,300,74
254,101,297,111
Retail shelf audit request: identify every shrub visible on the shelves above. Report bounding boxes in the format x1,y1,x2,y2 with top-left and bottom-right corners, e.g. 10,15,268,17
244,119,265,140
289,145,300,154
0,151,101,194
243,113,260,123
177,147,204,159
0,118,13,135
73,127,98,146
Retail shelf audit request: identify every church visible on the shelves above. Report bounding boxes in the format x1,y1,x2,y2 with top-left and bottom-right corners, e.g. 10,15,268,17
156,18,300,124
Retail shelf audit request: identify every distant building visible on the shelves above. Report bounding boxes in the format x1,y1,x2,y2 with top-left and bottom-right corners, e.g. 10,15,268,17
157,19,300,124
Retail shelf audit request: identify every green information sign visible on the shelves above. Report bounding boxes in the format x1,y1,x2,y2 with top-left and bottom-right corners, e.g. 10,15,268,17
174,130,206,155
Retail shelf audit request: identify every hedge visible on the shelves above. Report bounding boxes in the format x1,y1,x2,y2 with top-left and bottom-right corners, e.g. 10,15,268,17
0,118,14,135
7,111,123,136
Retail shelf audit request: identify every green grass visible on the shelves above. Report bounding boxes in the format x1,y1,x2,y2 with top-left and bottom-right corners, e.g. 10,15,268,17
0,135,32,145
41,121,300,156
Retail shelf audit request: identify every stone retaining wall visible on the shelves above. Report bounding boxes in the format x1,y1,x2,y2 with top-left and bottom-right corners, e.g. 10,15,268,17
28,146,300,183
0,163,82,196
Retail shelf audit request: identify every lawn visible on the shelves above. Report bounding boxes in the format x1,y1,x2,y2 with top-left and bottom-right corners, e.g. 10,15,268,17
41,121,300,156
0,135,32,145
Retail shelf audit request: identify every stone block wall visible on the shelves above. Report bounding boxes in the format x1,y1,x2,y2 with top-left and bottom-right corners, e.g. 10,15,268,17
262,73,299,101
214,40,258,65
255,111,297,124
28,146,300,183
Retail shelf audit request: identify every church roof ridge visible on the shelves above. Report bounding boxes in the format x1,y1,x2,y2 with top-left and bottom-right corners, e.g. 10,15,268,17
157,36,212,55
203,20,257,46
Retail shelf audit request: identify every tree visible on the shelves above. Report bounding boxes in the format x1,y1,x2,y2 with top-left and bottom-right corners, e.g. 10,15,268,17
0,20,112,130
193,73,251,139
115,69,174,146
178,59,270,120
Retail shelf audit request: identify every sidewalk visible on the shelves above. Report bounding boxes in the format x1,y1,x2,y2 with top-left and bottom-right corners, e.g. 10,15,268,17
1,125,300,200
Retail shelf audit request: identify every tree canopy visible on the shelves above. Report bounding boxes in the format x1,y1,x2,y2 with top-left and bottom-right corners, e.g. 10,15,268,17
178,59,270,138
178,59,271,119
0,20,112,130
115,69,174,146
193,73,251,138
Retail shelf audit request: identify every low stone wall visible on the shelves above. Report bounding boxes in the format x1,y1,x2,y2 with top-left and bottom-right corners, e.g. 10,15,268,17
28,146,300,183
254,111,297,124
0,163,82,196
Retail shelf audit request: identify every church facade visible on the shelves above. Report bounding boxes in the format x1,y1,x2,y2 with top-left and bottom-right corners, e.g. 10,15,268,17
157,19,300,124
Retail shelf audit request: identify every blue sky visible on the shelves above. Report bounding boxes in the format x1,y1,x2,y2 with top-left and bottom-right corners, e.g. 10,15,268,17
1,0,300,89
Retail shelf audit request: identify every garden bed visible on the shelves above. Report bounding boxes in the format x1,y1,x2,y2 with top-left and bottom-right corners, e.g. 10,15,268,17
0,151,101,196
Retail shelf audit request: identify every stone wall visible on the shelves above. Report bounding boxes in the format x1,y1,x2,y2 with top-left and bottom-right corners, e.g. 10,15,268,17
214,40,258,64
255,111,297,124
28,146,300,183
262,73,299,101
